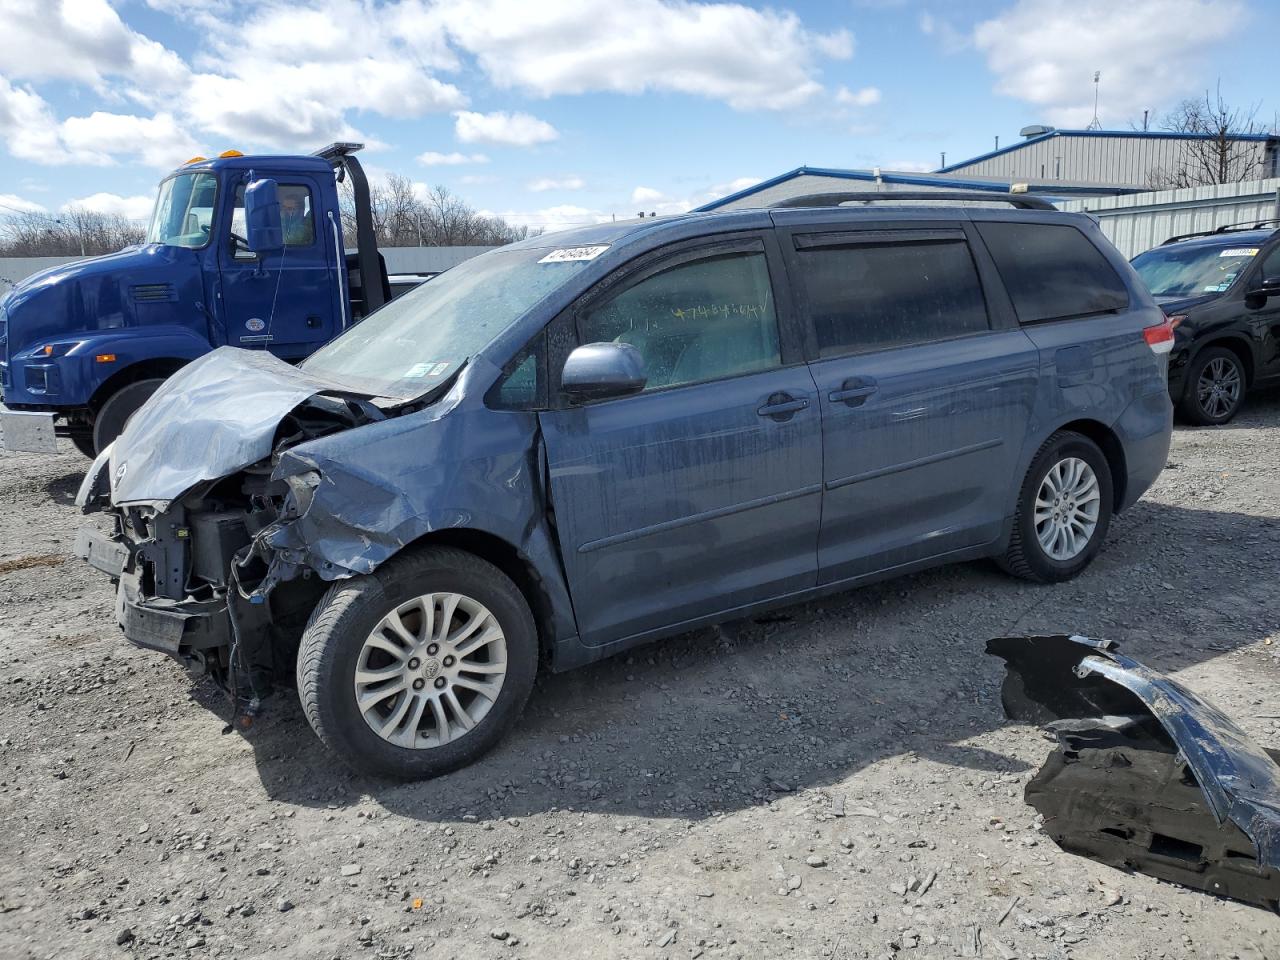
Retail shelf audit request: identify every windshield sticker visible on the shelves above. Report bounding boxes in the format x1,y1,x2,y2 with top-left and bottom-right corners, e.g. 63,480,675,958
403,361,451,379
538,245,610,263
1219,248,1259,258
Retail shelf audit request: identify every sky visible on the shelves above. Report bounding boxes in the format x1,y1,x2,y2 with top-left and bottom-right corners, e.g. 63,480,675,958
0,0,1275,233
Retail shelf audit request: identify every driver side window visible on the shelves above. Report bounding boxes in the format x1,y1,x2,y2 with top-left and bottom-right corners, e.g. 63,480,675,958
231,183,316,258
1264,246,1280,281
578,250,781,392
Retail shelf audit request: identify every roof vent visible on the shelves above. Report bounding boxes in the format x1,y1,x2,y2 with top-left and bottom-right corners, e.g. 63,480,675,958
1019,124,1055,139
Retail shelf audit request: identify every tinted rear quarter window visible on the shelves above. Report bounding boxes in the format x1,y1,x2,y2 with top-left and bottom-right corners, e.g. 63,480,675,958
977,221,1129,323
795,238,990,357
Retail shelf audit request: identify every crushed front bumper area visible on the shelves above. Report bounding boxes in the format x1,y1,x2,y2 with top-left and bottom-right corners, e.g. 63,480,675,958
76,526,232,661
989,635,1280,911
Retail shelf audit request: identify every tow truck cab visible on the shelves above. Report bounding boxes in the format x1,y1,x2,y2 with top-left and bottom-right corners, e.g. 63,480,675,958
0,143,398,456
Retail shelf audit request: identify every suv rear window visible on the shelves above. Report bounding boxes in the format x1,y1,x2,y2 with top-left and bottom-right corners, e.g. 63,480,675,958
977,222,1129,323
795,237,990,358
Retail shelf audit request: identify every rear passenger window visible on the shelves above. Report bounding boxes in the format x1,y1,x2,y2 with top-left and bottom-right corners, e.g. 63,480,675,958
579,251,781,391
795,238,990,357
977,222,1129,323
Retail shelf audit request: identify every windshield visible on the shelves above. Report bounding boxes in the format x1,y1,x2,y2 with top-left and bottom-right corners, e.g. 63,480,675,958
1131,242,1259,298
302,246,602,400
146,172,218,248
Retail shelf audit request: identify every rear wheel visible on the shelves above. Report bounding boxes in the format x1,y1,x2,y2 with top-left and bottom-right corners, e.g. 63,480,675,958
297,546,538,779
92,378,165,454
1000,431,1113,583
1179,346,1245,425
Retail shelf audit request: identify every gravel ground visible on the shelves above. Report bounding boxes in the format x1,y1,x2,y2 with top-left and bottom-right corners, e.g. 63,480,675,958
2,394,1280,960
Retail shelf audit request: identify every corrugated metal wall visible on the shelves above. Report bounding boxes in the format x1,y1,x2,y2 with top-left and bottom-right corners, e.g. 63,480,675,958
949,134,1274,188
1059,178,1280,258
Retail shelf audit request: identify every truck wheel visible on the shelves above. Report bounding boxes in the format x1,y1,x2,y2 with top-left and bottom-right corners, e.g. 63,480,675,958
297,546,538,780
1179,346,1245,425
999,431,1113,583
92,379,165,453
70,435,97,459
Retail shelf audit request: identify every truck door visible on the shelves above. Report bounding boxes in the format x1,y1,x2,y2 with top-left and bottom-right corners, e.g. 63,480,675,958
219,178,339,360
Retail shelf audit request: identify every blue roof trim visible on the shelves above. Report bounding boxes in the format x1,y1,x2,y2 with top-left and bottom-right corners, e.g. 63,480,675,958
937,128,1277,173
695,165,1141,212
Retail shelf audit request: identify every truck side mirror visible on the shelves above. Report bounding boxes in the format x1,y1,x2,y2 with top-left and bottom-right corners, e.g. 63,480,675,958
244,178,283,253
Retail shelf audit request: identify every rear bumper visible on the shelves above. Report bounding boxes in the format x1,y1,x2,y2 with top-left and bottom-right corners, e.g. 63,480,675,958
1113,388,1173,512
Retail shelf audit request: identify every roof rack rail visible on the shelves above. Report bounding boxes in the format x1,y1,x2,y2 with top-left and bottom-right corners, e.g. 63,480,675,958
1161,217,1280,245
772,190,1058,211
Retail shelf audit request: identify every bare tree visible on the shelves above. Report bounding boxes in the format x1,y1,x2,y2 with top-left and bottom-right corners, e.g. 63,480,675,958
1147,83,1271,188
0,207,145,258
339,176,540,248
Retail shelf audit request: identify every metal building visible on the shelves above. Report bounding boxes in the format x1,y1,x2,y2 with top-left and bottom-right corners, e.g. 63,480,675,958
1059,177,1280,258
939,127,1279,189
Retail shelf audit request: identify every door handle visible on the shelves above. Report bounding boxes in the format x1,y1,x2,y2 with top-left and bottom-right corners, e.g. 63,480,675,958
829,378,878,407
757,393,810,421
306,315,323,329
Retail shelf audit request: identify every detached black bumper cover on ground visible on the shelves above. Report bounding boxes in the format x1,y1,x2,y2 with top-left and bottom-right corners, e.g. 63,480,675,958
987,634,1280,910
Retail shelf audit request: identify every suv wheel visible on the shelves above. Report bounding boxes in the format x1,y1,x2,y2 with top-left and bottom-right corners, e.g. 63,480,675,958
1000,431,1113,583
297,546,538,779
1180,346,1245,425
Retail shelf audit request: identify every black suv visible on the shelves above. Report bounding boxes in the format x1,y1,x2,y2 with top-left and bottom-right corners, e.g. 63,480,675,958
1131,220,1280,424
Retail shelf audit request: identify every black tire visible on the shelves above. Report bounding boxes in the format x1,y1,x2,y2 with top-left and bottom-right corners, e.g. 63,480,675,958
1000,430,1114,583
91,378,165,453
296,546,538,780
1178,346,1246,426
70,435,96,459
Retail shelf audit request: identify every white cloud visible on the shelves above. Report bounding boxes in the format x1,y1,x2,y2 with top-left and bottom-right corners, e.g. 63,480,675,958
438,0,852,110
973,0,1243,127
0,79,196,169
883,159,934,173
528,176,585,192
418,151,490,165
487,204,613,233
631,186,665,205
836,85,882,107
62,193,156,221
454,110,559,146
60,112,202,169
0,193,46,214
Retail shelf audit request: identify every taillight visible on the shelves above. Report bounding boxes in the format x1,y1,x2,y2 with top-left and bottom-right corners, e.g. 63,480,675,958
1143,316,1178,354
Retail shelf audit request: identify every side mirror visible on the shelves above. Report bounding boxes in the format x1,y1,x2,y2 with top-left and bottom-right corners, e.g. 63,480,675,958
561,342,646,402
1253,276,1280,298
244,178,283,253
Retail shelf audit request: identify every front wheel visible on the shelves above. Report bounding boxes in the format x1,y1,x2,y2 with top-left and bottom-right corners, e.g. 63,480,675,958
296,546,538,779
1000,431,1114,583
1179,346,1245,425
92,378,165,454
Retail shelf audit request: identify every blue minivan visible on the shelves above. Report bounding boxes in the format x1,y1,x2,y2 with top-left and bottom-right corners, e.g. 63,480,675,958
77,192,1174,778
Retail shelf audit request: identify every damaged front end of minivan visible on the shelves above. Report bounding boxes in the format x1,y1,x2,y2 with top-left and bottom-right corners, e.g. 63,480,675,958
74,347,503,725
988,634,1280,911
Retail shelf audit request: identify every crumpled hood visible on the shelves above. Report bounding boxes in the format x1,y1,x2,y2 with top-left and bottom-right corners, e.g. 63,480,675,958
105,347,336,506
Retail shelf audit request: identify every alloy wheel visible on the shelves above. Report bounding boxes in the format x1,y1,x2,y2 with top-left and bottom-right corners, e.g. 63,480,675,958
1034,457,1101,561
1197,356,1242,420
353,592,507,749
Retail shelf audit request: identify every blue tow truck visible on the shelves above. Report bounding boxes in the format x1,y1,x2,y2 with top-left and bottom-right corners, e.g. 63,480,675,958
0,143,427,456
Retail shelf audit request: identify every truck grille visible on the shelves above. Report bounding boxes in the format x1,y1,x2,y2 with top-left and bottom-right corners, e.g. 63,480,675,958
131,283,176,303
